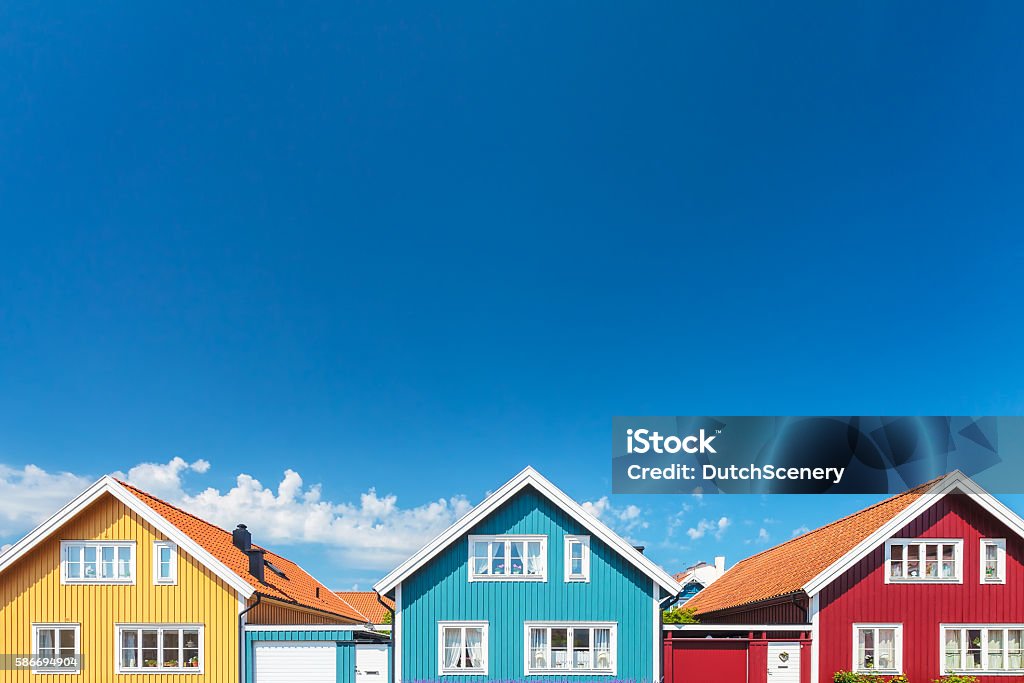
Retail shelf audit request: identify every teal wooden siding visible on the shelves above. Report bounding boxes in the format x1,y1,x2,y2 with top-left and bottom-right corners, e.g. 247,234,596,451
400,487,659,682
245,629,387,683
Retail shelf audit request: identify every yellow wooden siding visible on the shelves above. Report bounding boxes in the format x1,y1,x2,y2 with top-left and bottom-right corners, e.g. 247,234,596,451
246,599,357,625
0,493,239,683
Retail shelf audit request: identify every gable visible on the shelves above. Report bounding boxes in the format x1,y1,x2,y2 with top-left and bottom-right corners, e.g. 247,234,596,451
373,467,680,595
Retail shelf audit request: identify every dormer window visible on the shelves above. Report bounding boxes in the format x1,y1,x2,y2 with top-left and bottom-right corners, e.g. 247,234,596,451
564,535,591,582
885,539,962,583
468,535,546,581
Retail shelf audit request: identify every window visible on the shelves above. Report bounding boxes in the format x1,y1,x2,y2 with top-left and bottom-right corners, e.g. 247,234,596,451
153,541,177,585
31,623,80,673
981,539,1007,584
564,535,591,582
467,535,546,581
885,539,962,583
61,541,135,584
942,625,1024,674
525,623,616,675
437,622,487,675
116,624,203,673
853,624,902,674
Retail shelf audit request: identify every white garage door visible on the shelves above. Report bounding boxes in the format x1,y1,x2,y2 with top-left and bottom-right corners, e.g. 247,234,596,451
356,644,389,683
254,642,336,683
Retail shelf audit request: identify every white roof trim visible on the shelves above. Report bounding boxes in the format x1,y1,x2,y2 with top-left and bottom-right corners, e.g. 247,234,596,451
803,471,1024,597
0,475,256,598
374,466,681,595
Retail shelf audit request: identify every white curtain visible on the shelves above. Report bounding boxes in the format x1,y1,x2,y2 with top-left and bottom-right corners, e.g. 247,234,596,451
945,630,961,669
466,628,483,669
443,628,461,668
989,630,1005,670
595,629,611,670
527,542,542,575
531,628,548,669
38,629,55,657
877,629,894,669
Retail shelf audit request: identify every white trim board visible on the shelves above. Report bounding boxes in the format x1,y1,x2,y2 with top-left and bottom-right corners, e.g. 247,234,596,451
0,475,256,598
802,471,1024,597
663,624,812,631
374,466,681,595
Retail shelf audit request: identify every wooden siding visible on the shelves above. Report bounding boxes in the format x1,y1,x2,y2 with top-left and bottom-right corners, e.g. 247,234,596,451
247,599,356,625
244,629,374,683
697,596,809,625
400,487,658,682
819,494,1024,683
0,493,239,683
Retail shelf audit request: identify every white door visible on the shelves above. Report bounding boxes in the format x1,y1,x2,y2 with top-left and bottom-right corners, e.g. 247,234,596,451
356,644,389,683
767,642,800,683
254,642,337,683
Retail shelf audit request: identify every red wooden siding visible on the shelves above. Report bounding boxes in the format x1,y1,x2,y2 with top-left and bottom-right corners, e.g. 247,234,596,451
698,596,809,625
819,494,1024,683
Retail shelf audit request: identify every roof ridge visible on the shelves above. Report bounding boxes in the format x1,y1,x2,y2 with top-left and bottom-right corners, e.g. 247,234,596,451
719,475,946,569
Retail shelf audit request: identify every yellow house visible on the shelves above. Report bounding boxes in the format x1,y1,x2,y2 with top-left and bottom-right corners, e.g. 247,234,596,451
0,476,367,682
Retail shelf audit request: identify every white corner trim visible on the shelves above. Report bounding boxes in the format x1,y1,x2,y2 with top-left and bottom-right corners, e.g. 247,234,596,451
652,580,661,682
0,476,255,598
809,593,820,683
374,466,681,595
394,582,402,683
803,471,1024,597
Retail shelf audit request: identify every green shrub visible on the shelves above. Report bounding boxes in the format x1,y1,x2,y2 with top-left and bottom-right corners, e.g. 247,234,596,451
662,606,698,624
933,676,979,683
833,672,908,683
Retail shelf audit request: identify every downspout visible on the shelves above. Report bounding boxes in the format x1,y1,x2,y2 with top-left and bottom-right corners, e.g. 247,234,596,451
238,593,262,683
792,593,808,624
376,592,396,683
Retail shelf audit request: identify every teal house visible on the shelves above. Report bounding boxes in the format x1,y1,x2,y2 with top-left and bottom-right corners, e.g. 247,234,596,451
374,467,681,683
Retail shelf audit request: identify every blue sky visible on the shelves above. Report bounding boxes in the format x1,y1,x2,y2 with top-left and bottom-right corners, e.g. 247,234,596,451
1,2,1023,588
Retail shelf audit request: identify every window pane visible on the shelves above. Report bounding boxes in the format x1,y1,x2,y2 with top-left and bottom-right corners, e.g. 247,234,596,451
510,542,524,575
944,629,961,670
58,628,76,657
877,629,895,670
906,545,920,577
573,628,590,668
551,628,568,669
594,629,612,670
990,629,1005,670
526,541,543,575
465,627,483,669
84,546,97,578
121,629,139,668
530,628,548,669
164,630,180,667
141,630,158,667
183,628,200,669
571,557,584,576
925,544,938,577
37,628,55,657
101,546,116,578
490,542,504,575
858,629,874,669
1009,630,1023,670
966,629,982,670
473,541,489,575
117,546,132,578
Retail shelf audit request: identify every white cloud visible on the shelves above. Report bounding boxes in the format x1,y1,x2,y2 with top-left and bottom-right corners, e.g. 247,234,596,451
582,496,649,540
112,457,210,499
0,464,93,536
1,543,12,553
791,525,811,538
1,458,474,573
686,516,731,541
746,527,770,545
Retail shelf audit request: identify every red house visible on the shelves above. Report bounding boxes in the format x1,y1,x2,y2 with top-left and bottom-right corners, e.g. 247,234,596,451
670,471,1024,683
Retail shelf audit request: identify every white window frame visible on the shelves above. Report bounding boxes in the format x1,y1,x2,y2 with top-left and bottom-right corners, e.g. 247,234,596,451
152,541,178,585
60,540,136,585
437,621,488,675
467,535,547,582
940,624,1024,675
564,535,591,582
31,622,81,674
980,539,1007,585
524,622,618,676
115,624,204,674
884,538,963,584
852,623,903,674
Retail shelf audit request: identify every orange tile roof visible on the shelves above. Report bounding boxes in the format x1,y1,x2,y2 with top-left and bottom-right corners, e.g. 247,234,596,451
335,591,394,623
685,476,946,616
119,481,364,623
